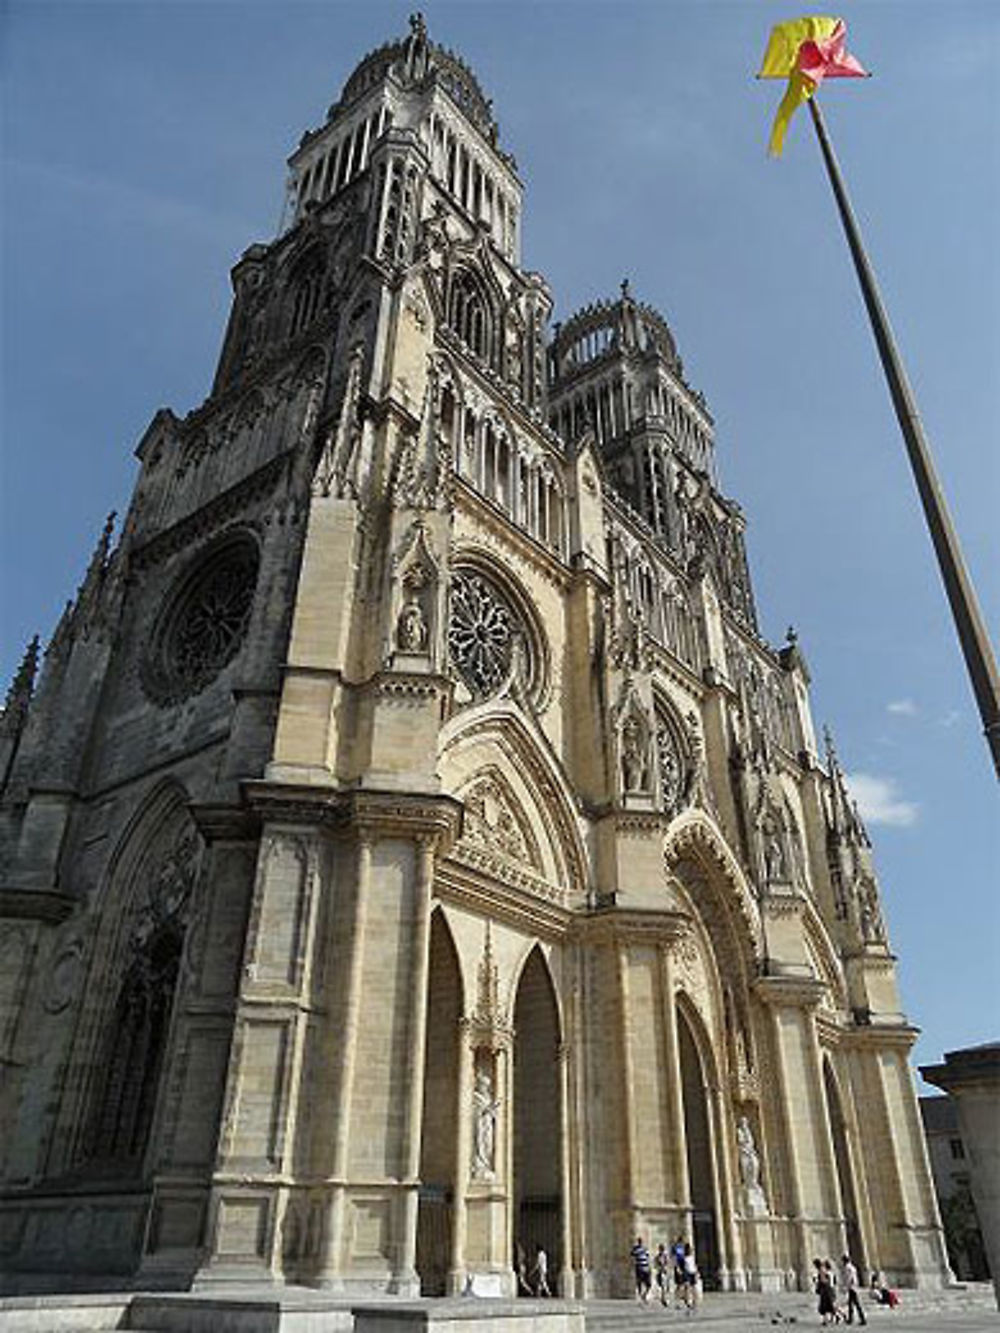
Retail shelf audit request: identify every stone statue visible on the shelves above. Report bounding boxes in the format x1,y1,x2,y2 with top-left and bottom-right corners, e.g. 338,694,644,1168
472,1065,499,1179
737,1114,768,1215
621,712,647,792
397,596,428,652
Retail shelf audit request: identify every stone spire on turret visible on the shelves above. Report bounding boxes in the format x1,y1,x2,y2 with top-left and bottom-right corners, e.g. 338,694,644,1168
0,636,40,739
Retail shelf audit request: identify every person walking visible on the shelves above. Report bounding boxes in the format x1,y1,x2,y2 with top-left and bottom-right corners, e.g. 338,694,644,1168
654,1241,670,1306
680,1241,699,1315
840,1254,866,1325
630,1235,653,1302
672,1234,687,1302
814,1257,838,1326
531,1244,551,1297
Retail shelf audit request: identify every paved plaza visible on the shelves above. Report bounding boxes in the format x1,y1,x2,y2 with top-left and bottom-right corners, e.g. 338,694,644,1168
583,1287,998,1331
1,1286,996,1333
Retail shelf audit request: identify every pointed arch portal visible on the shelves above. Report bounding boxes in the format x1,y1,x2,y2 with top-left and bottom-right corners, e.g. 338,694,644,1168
416,912,462,1295
678,1004,720,1289
513,947,562,1291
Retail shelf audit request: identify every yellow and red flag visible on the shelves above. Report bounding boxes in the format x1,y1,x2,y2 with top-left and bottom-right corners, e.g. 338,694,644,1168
758,16,867,156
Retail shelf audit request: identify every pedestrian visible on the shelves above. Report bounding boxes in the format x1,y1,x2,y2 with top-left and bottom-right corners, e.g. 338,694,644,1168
814,1257,837,1326
654,1241,670,1306
839,1253,866,1325
672,1234,687,1298
681,1241,699,1314
823,1259,843,1323
514,1240,531,1295
630,1235,652,1302
531,1244,551,1297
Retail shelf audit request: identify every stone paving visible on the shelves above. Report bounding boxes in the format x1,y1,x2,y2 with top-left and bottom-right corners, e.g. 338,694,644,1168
0,1286,995,1333
580,1287,998,1331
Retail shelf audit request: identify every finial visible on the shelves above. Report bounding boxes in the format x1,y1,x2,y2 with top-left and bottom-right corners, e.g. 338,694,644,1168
409,11,426,41
1,635,40,736
786,625,797,645
620,277,631,300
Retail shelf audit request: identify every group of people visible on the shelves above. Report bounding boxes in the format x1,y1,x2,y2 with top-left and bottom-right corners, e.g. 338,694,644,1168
812,1255,876,1326
631,1235,700,1313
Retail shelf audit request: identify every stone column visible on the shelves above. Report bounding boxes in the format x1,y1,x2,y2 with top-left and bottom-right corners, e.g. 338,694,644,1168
658,940,690,1224
317,835,371,1286
393,835,435,1292
616,940,638,1237
448,1017,474,1294
557,1040,573,1296
753,975,827,1288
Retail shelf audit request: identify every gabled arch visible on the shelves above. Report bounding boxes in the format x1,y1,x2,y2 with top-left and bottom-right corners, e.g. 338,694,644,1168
439,701,588,903
666,810,763,968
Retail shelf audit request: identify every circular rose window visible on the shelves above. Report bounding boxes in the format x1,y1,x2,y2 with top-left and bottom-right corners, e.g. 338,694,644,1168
143,535,259,704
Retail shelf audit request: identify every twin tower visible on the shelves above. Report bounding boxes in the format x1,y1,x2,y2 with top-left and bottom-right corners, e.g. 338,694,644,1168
0,17,948,1298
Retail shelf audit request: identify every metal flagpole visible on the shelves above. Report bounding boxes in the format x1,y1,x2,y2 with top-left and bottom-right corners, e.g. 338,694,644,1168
807,96,1000,781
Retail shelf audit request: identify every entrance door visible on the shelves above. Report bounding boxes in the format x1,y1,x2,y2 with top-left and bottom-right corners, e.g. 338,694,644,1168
513,947,562,1292
416,913,461,1295
678,1006,719,1288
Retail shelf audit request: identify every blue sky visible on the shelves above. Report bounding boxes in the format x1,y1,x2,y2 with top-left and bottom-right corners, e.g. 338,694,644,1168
2,1,997,1085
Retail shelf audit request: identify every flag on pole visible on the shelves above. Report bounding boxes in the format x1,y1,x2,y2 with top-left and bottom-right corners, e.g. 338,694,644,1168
758,16,867,156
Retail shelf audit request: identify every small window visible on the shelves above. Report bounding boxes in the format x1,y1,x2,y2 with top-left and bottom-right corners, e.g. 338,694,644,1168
950,1138,965,1160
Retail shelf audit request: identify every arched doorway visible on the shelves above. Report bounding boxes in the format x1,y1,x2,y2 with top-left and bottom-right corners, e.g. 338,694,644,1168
416,911,462,1295
513,947,562,1293
678,1004,720,1288
824,1059,864,1271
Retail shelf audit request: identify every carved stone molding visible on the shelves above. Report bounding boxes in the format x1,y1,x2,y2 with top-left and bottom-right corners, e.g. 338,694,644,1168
242,781,463,852
572,905,691,947
752,975,827,1010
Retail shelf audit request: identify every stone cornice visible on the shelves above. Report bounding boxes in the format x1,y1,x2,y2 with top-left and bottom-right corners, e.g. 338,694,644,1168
570,905,692,947
841,1022,921,1052
188,802,261,843
434,862,570,939
0,887,76,924
753,974,828,1009
242,781,463,852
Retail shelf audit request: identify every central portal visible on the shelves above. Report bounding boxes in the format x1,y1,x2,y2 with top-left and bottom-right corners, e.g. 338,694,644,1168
512,947,562,1293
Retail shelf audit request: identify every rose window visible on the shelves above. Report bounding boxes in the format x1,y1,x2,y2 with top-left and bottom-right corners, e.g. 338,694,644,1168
448,569,522,699
144,535,259,704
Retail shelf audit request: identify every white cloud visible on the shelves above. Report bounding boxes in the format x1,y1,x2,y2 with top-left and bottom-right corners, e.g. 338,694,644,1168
845,773,919,828
886,699,918,716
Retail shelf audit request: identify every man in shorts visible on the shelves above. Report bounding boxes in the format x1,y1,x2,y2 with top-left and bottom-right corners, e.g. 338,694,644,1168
630,1235,652,1302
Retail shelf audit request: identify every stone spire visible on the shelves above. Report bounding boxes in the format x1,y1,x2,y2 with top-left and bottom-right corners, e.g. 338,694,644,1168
0,636,40,739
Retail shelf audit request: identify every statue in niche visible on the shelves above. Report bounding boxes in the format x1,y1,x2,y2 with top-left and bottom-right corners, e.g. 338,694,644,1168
396,562,430,653
396,595,428,652
737,1115,768,1215
764,829,787,884
472,1063,500,1179
621,711,648,792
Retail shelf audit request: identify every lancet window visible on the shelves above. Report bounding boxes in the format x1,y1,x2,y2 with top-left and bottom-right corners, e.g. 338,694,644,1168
448,269,494,364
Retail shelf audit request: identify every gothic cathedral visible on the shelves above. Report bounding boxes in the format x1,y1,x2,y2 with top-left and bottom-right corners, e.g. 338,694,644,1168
0,19,949,1298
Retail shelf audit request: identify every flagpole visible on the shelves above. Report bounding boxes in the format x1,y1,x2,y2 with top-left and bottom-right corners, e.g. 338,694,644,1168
807,96,1000,781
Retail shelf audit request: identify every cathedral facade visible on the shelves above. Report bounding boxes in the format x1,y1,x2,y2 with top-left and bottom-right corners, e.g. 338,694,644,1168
0,19,949,1299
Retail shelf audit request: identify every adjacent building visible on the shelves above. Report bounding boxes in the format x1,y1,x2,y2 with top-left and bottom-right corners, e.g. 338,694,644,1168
0,18,950,1298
